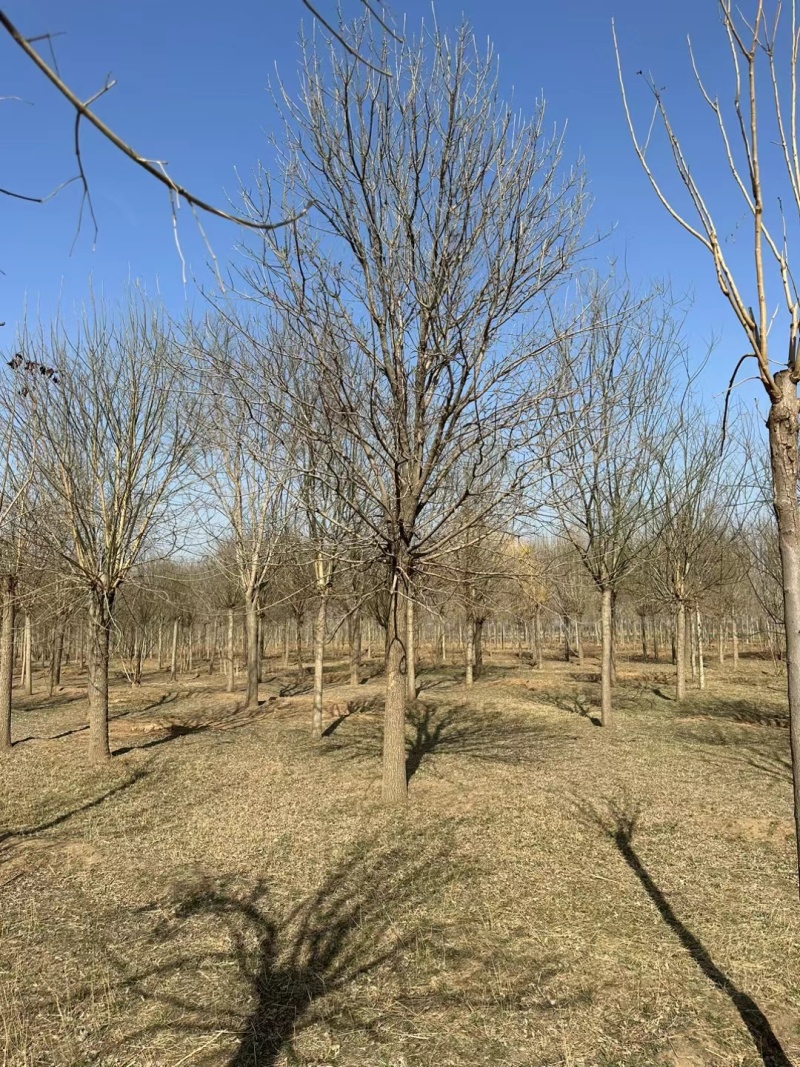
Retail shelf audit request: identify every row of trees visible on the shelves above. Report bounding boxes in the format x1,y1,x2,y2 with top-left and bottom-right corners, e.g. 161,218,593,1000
0,16,785,820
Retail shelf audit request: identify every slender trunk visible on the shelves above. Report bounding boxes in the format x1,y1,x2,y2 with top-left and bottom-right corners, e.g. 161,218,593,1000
465,614,475,687
209,617,217,674
134,633,143,686
473,618,484,680
22,614,32,695
601,586,613,727
257,614,263,684
534,605,543,670
696,603,706,690
295,615,304,674
563,616,571,662
676,602,686,701
50,624,64,695
283,620,290,668
87,591,113,762
640,616,648,661
157,620,164,671
405,582,416,700
170,618,179,682
187,624,193,672
732,616,739,668
718,617,725,666
311,595,327,739
349,606,362,686
245,597,259,709
574,618,584,665
690,611,697,683
383,568,407,804
0,576,16,750
767,372,800,893
651,616,659,663
226,608,235,693
609,593,617,686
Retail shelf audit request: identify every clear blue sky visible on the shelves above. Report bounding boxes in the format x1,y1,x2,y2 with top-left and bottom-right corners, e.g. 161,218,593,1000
0,0,779,406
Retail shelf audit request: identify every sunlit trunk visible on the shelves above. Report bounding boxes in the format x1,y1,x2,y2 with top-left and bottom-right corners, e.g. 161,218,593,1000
675,601,686,701
405,582,416,699
0,575,16,750
245,597,259,709
601,586,613,727
226,608,235,693
87,590,114,762
311,595,327,739
383,566,407,804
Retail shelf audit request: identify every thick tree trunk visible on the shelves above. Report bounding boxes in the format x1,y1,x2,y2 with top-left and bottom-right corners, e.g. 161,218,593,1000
311,595,327,739
675,601,686,701
348,606,362,686
696,604,706,690
0,575,16,750
600,586,613,727
383,572,407,804
245,597,259,709
87,591,113,762
226,608,235,693
473,618,484,680
768,370,800,893
405,584,416,699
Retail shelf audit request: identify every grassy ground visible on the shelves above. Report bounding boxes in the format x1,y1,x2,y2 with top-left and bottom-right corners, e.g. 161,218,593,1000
0,648,798,1067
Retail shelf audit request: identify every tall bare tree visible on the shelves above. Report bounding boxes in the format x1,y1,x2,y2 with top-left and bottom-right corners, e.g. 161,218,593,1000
10,302,197,761
616,2,800,882
242,18,586,803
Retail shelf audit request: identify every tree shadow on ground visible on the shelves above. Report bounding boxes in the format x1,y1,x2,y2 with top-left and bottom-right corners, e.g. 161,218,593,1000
582,797,792,1067
321,699,576,781
110,828,462,1066
15,692,179,745
0,767,150,849
671,721,793,783
114,723,210,756
525,687,602,726
671,696,788,729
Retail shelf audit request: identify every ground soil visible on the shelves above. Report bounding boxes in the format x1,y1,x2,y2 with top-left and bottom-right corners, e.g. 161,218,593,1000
0,649,798,1066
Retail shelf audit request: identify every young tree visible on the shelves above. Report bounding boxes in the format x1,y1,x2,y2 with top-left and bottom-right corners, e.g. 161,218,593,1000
244,18,586,803
546,279,687,724
615,0,800,885
10,302,197,761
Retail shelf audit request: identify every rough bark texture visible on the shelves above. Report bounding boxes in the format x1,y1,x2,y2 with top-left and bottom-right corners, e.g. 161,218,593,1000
465,617,475,687
575,619,584,665
87,591,113,762
767,370,800,891
22,614,32,695
640,616,648,661
600,586,613,727
311,596,327,739
245,597,259,709
382,577,407,804
676,602,687,701
170,618,178,682
0,575,16,750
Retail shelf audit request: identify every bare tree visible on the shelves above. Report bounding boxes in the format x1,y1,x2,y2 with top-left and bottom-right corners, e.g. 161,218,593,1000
546,278,687,724
10,302,197,761
241,18,586,803
614,0,800,887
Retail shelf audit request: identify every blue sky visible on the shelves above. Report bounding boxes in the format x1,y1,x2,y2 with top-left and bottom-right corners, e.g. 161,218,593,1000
0,0,784,408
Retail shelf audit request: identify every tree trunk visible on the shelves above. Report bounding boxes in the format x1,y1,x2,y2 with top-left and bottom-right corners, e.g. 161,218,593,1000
405,583,416,700
22,614,32,695
295,615,304,674
283,620,290,668
245,597,259,709
767,371,800,892
696,604,706,690
311,595,327,739
257,614,263,684
87,591,113,762
676,602,686,701
133,632,143,686
600,586,613,727
49,623,64,696
689,611,697,683
383,571,407,804
574,618,584,665
732,615,739,668
226,608,235,693
465,615,475,687
640,616,648,661
209,617,217,674
534,605,543,670
563,616,571,662
170,618,179,681
473,618,484,680
0,575,16,750
651,616,659,663
157,619,164,671
349,606,362,686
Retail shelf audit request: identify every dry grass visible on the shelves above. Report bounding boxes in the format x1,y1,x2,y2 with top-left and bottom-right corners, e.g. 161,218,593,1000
0,649,798,1066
